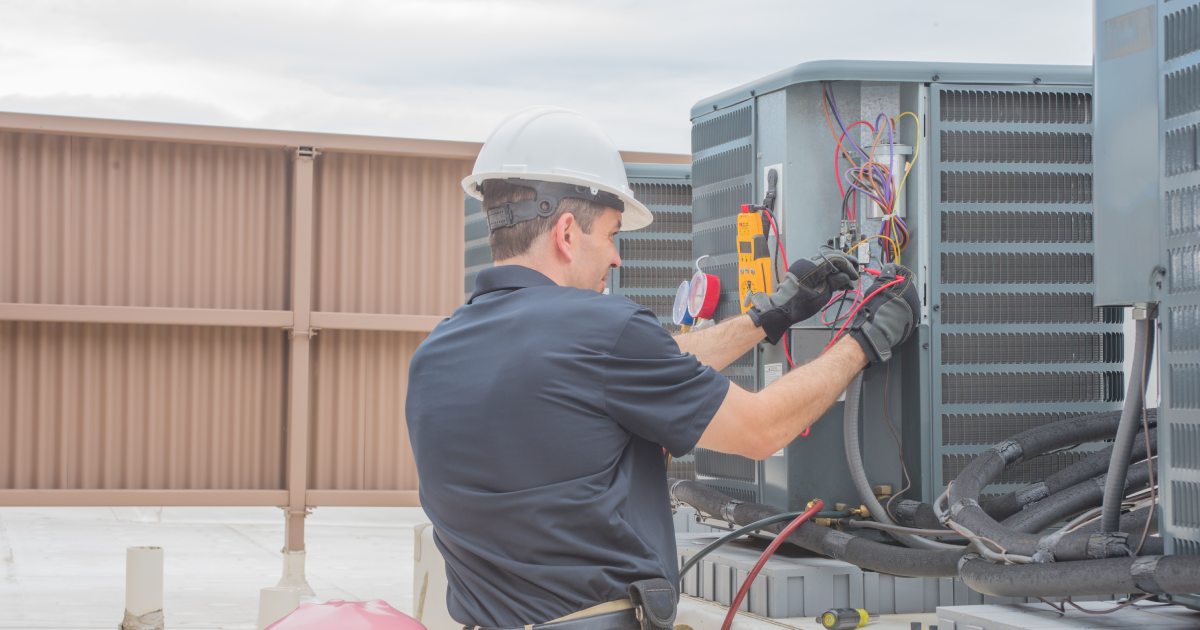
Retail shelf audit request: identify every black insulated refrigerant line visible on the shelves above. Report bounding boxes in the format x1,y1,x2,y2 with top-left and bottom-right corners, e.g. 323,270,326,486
942,411,1154,561
668,479,964,577
981,422,1156,521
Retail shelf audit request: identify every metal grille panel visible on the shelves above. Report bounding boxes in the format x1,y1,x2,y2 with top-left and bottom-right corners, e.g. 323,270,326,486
618,238,691,262
1172,305,1200,350
693,146,753,190
940,131,1092,164
1166,4,1200,60
939,90,1092,123
693,183,752,225
698,481,757,504
614,265,692,289
629,182,692,207
1160,1,1200,567
941,332,1122,364
1170,245,1200,293
1167,63,1200,119
693,223,737,258
942,451,1090,486
691,104,752,153
635,210,691,234
930,84,1118,500
1171,364,1200,408
695,449,756,483
1173,480,1200,528
1171,422,1200,470
941,172,1092,204
1168,184,1200,235
941,211,1092,243
940,292,1122,324
1166,124,1200,176
941,253,1093,284
941,413,1089,446
941,371,1123,404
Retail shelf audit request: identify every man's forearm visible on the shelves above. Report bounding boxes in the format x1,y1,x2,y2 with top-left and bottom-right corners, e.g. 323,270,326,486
672,315,766,371
755,336,868,453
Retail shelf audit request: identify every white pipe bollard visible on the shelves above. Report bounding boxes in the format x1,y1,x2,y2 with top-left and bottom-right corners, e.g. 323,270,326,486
121,546,165,630
257,586,302,629
275,550,315,597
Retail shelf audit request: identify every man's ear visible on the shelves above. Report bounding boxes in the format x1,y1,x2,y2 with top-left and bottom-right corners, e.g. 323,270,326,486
552,212,577,262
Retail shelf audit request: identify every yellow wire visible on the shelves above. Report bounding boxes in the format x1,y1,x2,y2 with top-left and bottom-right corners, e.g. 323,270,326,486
848,234,901,265
894,111,922,200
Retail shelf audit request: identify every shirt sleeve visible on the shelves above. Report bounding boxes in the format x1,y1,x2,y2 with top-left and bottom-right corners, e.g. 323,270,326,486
603,307,730,456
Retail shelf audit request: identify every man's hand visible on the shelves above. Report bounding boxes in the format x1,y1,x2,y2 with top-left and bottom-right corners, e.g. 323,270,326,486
849,264,920,365
748,253,858,344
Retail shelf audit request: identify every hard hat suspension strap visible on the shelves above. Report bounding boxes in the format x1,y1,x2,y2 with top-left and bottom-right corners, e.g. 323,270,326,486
485,178,625,232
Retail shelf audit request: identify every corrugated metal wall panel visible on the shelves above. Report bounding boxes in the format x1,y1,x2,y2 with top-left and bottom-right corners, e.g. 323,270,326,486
314,153,471,316
0,132,290,309
308,330,423,491
0,321,286,490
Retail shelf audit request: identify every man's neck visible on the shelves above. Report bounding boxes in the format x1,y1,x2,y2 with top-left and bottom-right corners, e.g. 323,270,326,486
493,257,568,287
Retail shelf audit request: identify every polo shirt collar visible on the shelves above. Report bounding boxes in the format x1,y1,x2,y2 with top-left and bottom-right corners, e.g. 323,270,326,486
468,265,558,303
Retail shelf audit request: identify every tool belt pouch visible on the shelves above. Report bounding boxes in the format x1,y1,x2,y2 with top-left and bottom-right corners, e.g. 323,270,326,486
628,578,676,629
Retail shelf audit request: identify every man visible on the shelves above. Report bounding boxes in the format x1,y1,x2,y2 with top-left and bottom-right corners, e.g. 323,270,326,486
406,107,918,630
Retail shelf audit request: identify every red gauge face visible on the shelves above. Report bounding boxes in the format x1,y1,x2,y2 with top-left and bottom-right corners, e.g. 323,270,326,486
687,271,720,319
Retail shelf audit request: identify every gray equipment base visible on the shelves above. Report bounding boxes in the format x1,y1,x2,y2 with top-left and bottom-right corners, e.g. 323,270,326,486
677,528,1119,618
936,603,1200,629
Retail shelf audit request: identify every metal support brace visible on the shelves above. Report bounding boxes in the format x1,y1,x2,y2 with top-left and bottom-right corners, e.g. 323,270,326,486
279,146,317,596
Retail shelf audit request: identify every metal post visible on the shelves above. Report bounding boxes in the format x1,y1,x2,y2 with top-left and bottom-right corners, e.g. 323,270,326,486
279,146,317,596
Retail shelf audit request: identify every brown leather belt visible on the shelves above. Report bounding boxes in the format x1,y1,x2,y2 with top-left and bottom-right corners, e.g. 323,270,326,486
468,608,641,630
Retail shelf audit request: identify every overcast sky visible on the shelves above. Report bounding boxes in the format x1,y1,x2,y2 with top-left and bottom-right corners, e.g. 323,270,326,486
0,0,1093,154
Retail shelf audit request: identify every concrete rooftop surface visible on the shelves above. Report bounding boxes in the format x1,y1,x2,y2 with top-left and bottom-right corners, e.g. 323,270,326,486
0,506,427,629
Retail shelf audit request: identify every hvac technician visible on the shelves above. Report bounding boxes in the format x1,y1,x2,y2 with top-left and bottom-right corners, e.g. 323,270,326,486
406,107,919,630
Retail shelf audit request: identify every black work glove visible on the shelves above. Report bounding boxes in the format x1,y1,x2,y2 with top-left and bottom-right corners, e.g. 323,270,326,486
849,264,920,365
748,253,858,344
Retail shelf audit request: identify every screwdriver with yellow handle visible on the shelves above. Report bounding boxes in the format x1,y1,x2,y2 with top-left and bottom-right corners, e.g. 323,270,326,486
815,608,875,629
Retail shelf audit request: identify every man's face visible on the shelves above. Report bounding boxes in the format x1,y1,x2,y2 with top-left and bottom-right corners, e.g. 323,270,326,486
571,207,623,292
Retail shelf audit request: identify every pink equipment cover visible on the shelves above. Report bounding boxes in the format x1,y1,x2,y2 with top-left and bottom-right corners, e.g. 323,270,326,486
266,600,428,630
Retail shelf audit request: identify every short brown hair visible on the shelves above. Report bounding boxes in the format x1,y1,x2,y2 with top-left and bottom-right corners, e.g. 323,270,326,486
482,180,610,260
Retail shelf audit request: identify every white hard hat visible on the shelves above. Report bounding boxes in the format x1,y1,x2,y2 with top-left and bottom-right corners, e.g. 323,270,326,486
463,106,653,231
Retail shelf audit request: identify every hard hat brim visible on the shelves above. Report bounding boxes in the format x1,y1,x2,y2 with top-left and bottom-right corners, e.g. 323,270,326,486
462,172,653,232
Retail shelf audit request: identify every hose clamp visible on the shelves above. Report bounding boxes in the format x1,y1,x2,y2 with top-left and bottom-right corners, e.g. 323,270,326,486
992,439,1024,465
1131,555,1164,593
824,529,853,556
1015,483,1050,507
948,497,979,519
1086,532,1131,559
720,500,744,523
1033,529,1066,563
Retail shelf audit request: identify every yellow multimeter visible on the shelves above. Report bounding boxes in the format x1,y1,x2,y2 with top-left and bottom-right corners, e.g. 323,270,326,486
737,204,774,313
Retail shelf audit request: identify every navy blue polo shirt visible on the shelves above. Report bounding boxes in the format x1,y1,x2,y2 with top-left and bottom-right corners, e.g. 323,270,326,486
406,265,729,627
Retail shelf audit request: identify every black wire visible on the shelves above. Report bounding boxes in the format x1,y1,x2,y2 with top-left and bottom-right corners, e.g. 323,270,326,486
762,207,782,284
677,510,806,590
840,187,855,224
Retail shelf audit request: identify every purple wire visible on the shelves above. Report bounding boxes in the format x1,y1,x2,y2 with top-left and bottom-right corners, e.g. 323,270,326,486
872,113,896,208
825,83,871,162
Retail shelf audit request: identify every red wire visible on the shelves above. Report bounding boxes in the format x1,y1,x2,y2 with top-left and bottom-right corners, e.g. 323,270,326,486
720,499,825,630
821,276,905,355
